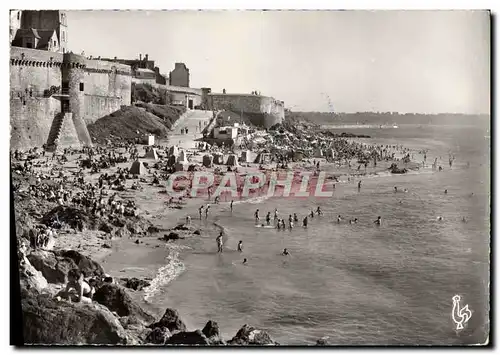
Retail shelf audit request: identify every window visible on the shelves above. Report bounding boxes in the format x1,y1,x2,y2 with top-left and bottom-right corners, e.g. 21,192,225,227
17,12,20,20
79,83,84,92
62,82,69,89
26,42,32,48
54,40,56,46
62,32,65,41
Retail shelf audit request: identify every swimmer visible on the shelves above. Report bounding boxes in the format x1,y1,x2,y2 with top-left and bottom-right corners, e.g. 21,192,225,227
444,189,448,194
316,206,322,216
243,258,248,264
254,209,260,223
186,215,191,225
403,189,408,193
310,210,315,218
277,219,282,230
282,248,290,256
337,215,342,224
293,213,299,222
374,216,382,225
437,216,443,221
237,240,243,252
394,186,398,193
462,216,467,223
303,216,308,227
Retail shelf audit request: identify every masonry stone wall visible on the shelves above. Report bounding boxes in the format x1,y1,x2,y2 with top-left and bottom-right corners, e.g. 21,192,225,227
207,93,284,128
10,47,132,150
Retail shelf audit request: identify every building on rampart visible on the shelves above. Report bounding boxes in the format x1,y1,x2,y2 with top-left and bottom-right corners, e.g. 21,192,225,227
101,54,167,86
206,92,285,129
11,10,68,53
169,63,189,87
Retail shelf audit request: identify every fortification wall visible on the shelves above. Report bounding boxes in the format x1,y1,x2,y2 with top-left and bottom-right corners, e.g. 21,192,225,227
207,94,284,128
82,58,132,124
10,47,133,150
10,96,80,150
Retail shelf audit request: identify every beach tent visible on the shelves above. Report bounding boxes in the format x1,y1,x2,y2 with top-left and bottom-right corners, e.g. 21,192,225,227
202,154,213,168
240,150,252,163
177,150,189,164
174,162,186,172
226,154,240,167
314,148,324,158
167,155,176,167
129,160,146,175
144,148,159,160
325,149,335,159
168,145,180,157
254,152,271,164
213,153,224,165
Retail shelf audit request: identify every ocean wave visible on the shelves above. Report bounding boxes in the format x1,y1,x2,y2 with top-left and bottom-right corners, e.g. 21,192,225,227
143,244,188,302
232,194,273,205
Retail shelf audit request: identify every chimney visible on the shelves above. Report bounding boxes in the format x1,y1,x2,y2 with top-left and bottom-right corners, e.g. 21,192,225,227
139,53,142,61
145,54,149,61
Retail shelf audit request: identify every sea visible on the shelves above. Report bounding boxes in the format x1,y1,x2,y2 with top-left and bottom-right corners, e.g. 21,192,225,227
107,116,491,345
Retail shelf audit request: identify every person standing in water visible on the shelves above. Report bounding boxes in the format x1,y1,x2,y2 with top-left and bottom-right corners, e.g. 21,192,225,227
274,208,279,222
303,216,308,227
243,258,248,264
205,204,211,218
288,214,294,230
358,180,362,191
216,232,223,253
237,240,243,252
266,212,271,226
337,215,342,224
293,213,299,222
198,205,204,219
374,216,382,225
282,248,290,256
316,206,322,216
230,200,234,212
254,209,260,224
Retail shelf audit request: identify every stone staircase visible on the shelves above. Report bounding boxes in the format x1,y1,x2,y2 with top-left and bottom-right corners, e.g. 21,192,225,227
45,112,67,151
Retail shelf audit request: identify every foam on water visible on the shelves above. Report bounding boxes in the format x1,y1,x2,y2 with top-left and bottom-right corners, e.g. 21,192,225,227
143,244,189,302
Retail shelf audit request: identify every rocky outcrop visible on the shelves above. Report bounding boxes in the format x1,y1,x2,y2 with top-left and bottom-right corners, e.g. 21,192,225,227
120,277,151,291
21,288,136,345
165,330,210,345
148,308,187,333
145,327,171,344
228,324,277,345
202,320,225,345
26,249,104,283
93,283,155,324
19,256,48,292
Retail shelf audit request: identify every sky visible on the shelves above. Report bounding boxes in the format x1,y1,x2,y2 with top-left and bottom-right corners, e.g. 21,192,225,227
65,10,490,114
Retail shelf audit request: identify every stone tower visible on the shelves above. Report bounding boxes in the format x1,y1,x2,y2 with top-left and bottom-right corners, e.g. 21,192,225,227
62,53,92,146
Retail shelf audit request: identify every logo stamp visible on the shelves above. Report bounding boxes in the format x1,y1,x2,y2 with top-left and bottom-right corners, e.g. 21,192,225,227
452,295,472,331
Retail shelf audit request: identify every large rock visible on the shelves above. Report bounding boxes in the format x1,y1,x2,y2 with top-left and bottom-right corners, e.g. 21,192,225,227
120,277,151,291
27,250,104,284
93,283,154,324
145,327,171,344
165,330,210,345
19,256,48,292
202,320,225,345
21,288,136,345
148,308,187,333
228,324,277,345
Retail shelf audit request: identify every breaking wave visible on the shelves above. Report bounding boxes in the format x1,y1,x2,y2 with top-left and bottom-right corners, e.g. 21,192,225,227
143,244,189,302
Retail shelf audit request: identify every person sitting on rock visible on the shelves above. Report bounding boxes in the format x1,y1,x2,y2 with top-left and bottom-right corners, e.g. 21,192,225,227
58,268,95,303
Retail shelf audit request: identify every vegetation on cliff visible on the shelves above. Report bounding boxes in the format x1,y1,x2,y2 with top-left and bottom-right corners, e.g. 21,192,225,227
87,104,184,145
131,83,170,105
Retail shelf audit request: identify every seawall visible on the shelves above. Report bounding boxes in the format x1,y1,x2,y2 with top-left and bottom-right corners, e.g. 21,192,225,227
206,93,284,129
10,47,132,151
